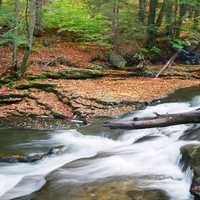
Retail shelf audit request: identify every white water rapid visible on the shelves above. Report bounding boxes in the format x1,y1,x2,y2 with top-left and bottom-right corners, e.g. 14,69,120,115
1,96,200,200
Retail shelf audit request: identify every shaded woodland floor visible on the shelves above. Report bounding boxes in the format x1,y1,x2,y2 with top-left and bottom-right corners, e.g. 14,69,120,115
1,36,200,127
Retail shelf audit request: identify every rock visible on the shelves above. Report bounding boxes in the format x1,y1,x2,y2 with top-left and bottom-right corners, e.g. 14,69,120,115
27,67,104,80
0,93,27,104
0,145,66,163
181,144,200,199
134,135,159,144
68,178,169,200
0,154,44,163
47,145,66,155
109,52,126,68
38,56,74,67
181,144,200,173
16,83,56,91
180,125,200,141
127,190,169,200
178,46,200,65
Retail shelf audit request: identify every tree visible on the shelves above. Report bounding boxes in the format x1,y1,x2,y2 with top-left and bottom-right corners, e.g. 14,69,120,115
146,0,158,47
138,0,146,25
112,0,120,52
34,0,43,36
11,0,20,74
164,0,174,36
18,0,36,77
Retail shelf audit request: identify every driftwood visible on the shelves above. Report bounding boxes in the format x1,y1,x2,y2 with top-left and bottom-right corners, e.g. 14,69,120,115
104,110,200,130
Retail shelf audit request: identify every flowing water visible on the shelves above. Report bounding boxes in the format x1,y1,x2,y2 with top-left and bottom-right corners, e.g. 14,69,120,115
1,87,200,200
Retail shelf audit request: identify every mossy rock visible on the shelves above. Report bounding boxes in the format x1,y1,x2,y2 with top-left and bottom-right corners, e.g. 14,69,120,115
68,178,169,200
109,53,126,69
15,83,56,92
181,144,200,199
181,144,200,172
27,68,104,80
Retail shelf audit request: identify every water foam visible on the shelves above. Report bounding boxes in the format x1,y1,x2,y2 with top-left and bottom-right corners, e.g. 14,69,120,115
1,98,200,200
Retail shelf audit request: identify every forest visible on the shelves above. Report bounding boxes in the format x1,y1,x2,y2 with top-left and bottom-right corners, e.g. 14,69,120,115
1,1,200,200
0,0,200,78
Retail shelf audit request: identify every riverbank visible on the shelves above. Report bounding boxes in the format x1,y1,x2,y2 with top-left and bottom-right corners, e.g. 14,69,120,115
1,40,200,128
0,76,200,128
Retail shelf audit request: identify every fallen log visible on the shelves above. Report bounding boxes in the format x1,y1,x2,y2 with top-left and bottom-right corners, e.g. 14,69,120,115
104,110,200,130
27,67,104,80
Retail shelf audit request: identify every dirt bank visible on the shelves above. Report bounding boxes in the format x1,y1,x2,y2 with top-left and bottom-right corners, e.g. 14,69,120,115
1,39,200,128
0,77,200,128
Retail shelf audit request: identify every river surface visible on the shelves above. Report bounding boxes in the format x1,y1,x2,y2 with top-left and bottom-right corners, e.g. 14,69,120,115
1,87,200,200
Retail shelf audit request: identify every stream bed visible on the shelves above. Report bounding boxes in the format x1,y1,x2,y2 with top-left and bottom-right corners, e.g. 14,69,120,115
1,87,200,200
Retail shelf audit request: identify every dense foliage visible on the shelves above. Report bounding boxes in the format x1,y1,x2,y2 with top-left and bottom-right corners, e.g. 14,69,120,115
0,0,199,77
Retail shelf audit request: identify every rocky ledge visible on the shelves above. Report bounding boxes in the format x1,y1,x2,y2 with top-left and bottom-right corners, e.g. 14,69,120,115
67,178,169,200
0,77,200,129
0,145,66,163
181,144,200,199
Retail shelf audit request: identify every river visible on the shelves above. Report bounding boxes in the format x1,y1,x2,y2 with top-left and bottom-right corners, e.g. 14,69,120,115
1,87,200,200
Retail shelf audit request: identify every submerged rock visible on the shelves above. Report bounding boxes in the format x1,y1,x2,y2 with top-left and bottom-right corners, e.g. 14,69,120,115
181,144,200,199
68,178,169,200
180,125,200,141
0,145,65,163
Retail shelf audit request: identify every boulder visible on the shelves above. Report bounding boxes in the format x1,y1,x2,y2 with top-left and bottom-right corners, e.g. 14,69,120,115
181,144,200,199
178,46,200,65
38,56,74,67
68,178,169,200
109,52,126,68
0,145,65,163
180,125,200,141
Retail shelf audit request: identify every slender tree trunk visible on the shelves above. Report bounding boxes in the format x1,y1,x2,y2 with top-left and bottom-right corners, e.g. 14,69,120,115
138,0,146,24
12,0,20,74
193,8,200,29
112,0,120,53
156,0,167,27
18,0,36,77
34,0,43,36
165,0,173,36
146,0,158,47
175,2,187,37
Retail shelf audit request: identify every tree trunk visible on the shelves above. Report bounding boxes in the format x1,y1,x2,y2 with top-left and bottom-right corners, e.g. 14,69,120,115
173,0,179,30
18,0,36,77
34,0,43,36
146,0,158,47
193,8,200,29
138,0,146,24
112,0,120,53
12,0,20,74
165,0,174,36
156,0,167,27
104,110,200,130
175,2,187,37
